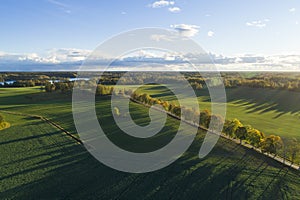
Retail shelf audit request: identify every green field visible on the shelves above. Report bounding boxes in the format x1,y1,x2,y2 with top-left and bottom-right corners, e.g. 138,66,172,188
134,85,300,141
0,87,300,199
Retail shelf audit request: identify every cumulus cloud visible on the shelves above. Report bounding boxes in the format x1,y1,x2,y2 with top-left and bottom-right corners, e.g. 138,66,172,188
149,1,181,13
289,8,296,13
246,19,269,28
207,31,214,37
150,0,174,8
170,24,200,37
168,7,181,13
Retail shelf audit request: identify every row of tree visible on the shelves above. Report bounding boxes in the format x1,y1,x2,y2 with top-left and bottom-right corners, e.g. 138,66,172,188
45,82,74,93
129,92,294,159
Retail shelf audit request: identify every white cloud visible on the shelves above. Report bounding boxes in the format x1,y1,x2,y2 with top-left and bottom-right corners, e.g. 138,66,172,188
121,11,127,15
47,0,71,14
168,7,181,13
289,8,296,13
207,31,214,37
246,20,268,28
170,24,200,37
150,0,175,8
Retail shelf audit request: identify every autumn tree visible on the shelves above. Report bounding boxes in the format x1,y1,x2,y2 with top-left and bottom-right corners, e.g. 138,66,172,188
199,109,211,128
261,135,283,154
210,114,224,132
246,128,265,147
286,138,300,163
235,126,247,144
45,82,56,92
223,118,242,138
113,107,120,117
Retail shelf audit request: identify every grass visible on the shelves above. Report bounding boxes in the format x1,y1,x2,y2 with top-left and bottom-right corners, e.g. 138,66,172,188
0,87,300,199
135,85,300,141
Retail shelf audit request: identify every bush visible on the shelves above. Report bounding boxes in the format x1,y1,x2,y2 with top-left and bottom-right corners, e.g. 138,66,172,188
0,122,10,130
113,107,120,117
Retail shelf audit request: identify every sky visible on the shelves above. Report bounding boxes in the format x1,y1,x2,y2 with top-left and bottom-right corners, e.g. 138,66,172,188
0,0,300,71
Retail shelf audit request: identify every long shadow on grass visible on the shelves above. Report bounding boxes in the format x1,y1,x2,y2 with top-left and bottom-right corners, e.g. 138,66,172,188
225,87,300,118
1,134,300,200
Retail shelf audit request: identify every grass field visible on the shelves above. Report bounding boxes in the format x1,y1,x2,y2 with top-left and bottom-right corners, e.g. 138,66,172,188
134,85,300,141
0,87,300,199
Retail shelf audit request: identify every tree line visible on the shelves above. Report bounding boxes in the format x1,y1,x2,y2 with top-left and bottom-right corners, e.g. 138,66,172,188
5,72,300,93
128,91,299,162
45,82,75,93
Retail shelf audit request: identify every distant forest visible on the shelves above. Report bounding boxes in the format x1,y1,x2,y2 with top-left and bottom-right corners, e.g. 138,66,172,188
2,72,300,92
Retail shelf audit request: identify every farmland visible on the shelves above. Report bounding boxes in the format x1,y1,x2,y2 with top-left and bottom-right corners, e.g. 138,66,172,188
0,86,300,199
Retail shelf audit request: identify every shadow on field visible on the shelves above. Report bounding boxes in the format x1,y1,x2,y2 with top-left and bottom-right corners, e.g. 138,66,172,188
1,130,299,199
0,130,59,146
197,86,300,118
225,87,300,118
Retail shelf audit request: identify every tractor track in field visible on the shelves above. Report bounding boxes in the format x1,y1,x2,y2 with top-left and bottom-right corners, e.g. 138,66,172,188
0,110,82,145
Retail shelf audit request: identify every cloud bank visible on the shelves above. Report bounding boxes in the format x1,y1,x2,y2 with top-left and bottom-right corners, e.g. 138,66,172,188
1,49,300,71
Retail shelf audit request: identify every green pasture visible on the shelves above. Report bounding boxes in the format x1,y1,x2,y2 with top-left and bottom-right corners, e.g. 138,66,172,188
134,85,300,141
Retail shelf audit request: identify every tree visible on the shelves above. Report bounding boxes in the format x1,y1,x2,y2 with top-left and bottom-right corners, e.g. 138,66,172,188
118,89,125,96
192,111,200,125
113,107,120,117
287,138,300,163
172,106,181,117
246,128,264,147
235,126,247,144
161,101,169,111
261,135,283,154
125,89,133,96
45,82,56,92
200,109,211,128
210,114,224,132
223,119,242,138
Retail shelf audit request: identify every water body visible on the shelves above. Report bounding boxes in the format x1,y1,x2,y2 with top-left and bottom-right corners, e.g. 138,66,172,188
49,78,90,84
0,80,16,86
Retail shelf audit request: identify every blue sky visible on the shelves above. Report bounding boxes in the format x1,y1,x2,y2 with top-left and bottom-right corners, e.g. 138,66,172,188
0,0,299,55
0,0,300,71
